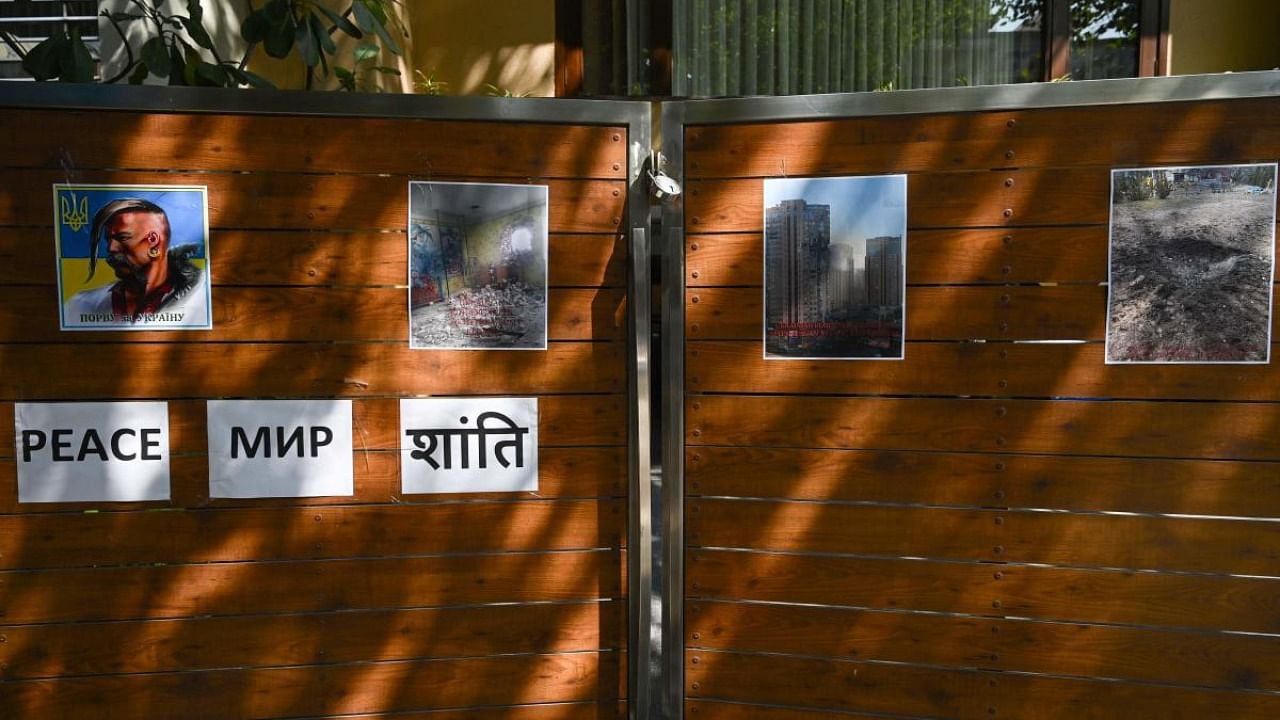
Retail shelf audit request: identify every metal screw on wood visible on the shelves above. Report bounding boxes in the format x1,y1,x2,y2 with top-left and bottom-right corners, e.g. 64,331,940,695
1007,118,1017,128
993,571,1004,579
612,163,621,170
691,656,700,664
992,600,1003,609
612,133,621,141
1002,208,1013,218
692,632,701,640
691,271,700,279
690,243,699,250
691,296,700,303
1005,149,1016,159
1004,178,1014,187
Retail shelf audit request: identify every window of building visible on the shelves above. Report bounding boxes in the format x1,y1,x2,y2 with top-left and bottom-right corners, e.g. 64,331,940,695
561,0,1169,97
0,0,99,80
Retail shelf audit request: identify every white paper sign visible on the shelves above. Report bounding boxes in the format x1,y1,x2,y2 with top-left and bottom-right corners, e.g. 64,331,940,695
400,397,538,494
15,402,170,503
207,400,354,498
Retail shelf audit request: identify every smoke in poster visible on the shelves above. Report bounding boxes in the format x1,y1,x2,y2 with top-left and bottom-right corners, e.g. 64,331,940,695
763,175,907,360
408,182,549,350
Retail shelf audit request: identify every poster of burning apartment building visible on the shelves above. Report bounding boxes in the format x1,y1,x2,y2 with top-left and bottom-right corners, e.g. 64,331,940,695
408,182,549,350
1106,164,1277,364
763,175,908,360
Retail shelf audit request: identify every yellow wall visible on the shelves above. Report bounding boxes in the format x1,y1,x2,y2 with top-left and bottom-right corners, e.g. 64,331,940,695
1169,0,1280,75
408,0,556,97
248,1,555,96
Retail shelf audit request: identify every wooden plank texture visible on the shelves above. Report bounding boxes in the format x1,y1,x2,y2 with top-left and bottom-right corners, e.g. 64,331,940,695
0,342,624,399
1,110,627,178
686,650,1280,719
0,229,626,288
687,227,1109,286
0,171,626,233
0,500,623,570
687,395,1280,461
683,98,1280,178
0,549,623,624
688,498,1280,575
0,600,621,680
0,286,626,342
687,446,1280,518
689,285,1202,341
687,600,1280,691
0,447,625,514
0,651,622,720
685,171,1110,232
688,549,1280,633
688,340,1280,400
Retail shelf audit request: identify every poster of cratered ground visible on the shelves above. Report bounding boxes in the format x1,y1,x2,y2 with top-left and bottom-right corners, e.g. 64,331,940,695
408,182,548,350
764,175,908,360
1106,164,1278,364
53,184,211,331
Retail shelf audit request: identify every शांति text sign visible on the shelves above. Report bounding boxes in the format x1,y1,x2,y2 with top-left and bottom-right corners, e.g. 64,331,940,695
206,400,354,498
400,397,538,493
14,402,171,503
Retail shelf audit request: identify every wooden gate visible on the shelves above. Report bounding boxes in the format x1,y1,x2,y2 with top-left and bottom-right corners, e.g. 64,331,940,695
0,86,650,719
664,74,1280,719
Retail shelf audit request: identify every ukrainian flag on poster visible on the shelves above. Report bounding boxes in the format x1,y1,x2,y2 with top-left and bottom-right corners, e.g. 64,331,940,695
53,184,212,331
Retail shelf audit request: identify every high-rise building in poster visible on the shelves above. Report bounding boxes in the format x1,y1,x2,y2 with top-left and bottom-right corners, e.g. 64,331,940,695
865,235,903,306
765,199,830,324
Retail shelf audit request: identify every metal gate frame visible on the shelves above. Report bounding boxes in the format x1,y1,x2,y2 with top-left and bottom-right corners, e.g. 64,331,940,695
0,81,654,720
658,69,1280,719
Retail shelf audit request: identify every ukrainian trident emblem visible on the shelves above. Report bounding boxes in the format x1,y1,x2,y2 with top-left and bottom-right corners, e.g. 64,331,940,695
61,192,89,232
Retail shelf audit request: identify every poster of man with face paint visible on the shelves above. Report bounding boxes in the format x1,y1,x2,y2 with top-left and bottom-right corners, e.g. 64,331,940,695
53,184,212,331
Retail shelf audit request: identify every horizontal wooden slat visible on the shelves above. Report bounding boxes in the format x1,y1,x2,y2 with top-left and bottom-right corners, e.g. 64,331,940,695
0,110,628,179
689,498,1280,575
0,447,625,514
1005,99,1280,169
0,171,626,233
686,649,986,718
0,229,625,288
0,500,623,570
687,446,1280,518
687,600,1280,692
685,700,886,720
686,171,1110,232
688,395,1280,461
0,396,626,456
687,227,1109,286
314,705,625,720
0,549,622,624
688,549,1280,633
1,600,621,680
0,342,623,399
689,340,1280,401
686,117,1019,176
0,651,622,720
691,285,1273,342
0,286,625,342
684,98,1280,178
686,650,1280,719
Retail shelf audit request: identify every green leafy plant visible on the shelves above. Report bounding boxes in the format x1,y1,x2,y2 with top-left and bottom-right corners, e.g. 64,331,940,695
482,82,530,98
4,0,405,90
244,0,406,89
413,69,447,95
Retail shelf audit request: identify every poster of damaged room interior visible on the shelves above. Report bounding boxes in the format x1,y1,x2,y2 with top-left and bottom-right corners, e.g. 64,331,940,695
763,174,908,360
408,181,549,350
1106,163,1277,364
